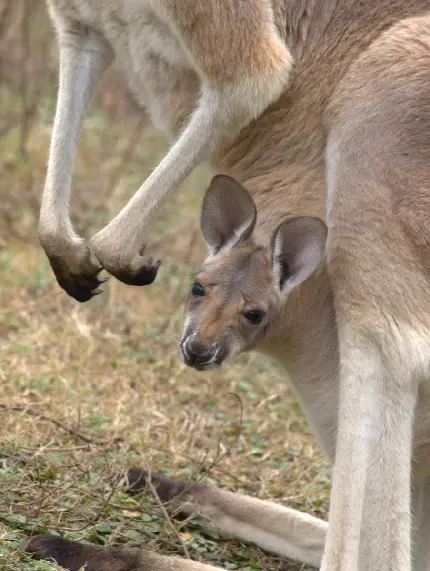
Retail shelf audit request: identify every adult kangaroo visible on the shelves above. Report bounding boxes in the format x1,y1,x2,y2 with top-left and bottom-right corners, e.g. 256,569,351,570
28,0,430,570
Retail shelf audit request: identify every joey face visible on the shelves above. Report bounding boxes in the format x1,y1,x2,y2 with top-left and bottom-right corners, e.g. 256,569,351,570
180,245,281,370
179,175,328,371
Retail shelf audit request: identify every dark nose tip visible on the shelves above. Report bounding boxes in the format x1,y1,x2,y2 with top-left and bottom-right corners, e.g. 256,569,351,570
181,337,216,370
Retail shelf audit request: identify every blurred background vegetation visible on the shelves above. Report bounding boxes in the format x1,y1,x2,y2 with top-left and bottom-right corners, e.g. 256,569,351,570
0,1,329,569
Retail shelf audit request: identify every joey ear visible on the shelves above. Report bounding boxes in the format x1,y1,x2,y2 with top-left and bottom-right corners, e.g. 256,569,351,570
270,216,327,293
201,175,257,255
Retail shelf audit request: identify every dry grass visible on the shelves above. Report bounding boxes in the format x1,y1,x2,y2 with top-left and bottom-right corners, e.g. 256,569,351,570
0,2,330,570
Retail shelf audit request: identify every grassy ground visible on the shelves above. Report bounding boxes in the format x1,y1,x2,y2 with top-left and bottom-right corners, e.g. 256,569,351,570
0,2,330,570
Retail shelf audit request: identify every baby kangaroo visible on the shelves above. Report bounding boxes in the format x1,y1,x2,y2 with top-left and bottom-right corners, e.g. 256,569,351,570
24,176,430,570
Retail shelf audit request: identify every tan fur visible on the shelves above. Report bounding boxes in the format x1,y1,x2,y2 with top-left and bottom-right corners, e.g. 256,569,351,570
29,1,430,570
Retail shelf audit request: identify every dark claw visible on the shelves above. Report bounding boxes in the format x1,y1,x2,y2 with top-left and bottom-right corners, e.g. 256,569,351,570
139,243,146,256
48,255,107,303
125,468,202,502
112,258,161,287
126,468,148,494
68,274,106,302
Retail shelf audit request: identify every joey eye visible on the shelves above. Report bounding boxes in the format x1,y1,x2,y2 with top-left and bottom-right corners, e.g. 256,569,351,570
244,310,265,325
192,281,206,297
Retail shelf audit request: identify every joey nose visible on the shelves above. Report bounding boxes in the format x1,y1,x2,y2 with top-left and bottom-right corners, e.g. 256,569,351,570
180,337,218,370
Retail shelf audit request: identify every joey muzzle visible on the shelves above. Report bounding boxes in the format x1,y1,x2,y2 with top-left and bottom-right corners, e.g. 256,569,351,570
180,334,228,370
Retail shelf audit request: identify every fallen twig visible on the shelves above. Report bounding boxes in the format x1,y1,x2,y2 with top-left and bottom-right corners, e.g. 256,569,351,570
0,404,95,444
145,464,191,560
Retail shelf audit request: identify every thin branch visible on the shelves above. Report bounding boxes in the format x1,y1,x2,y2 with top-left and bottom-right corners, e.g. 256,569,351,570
145,464,191,560
0,404,95,444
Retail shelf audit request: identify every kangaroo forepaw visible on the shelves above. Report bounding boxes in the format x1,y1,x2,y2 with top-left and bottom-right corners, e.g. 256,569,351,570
48,251,107,303
99,244,161,287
